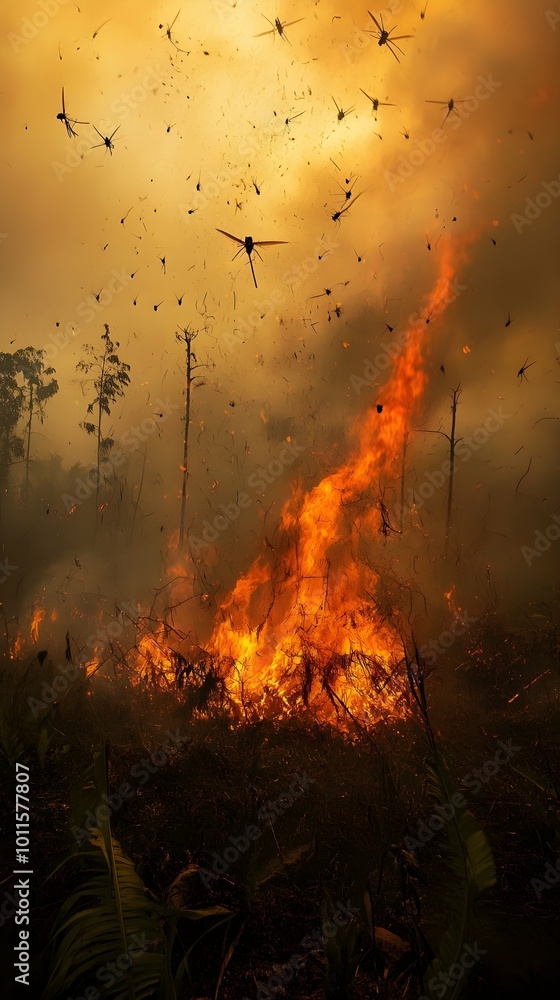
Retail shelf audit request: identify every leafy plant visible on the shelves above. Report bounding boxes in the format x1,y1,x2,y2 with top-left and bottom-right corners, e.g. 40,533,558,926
45,744,230,999
0,351,26,512
0,347,58,512
321,892,366,1000
404,649,496,1000
12,347,58,502
76,325,131,530
420,752,496,1000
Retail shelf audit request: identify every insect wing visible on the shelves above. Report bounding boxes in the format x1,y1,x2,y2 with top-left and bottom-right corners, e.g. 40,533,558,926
367,11,383,32
216,228,245,246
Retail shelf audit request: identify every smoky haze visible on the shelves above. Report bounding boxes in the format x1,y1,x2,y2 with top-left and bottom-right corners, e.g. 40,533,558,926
1,0,559,652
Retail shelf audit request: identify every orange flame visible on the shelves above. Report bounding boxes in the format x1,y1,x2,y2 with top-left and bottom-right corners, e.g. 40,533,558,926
30,607,45,644
206,239,472,725
132,631,176,687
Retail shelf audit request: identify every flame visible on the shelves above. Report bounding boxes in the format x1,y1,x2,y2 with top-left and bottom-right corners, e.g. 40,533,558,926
205,239,471,726
30,607,45,644
132,630,177,687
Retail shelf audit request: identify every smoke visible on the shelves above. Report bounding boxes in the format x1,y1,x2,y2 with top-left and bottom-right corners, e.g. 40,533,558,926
1,0,558,650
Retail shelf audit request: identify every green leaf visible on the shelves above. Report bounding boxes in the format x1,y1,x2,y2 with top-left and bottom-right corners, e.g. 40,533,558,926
421,754,495,1000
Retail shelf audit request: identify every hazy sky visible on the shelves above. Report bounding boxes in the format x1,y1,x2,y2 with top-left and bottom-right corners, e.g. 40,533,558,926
2,0,559,627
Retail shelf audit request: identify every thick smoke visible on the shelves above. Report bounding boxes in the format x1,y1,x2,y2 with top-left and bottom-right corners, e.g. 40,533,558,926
1,0,558,654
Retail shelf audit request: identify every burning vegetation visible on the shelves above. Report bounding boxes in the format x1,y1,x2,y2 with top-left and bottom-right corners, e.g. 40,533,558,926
1,0,560,997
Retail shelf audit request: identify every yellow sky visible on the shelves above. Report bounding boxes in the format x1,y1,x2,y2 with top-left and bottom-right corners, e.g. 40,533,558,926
1,0,559,610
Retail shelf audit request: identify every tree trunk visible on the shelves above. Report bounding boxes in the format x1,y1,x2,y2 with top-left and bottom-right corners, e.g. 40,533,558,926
444,387,460,555
94,346,108,538
179,341,192,548
24,383,33,505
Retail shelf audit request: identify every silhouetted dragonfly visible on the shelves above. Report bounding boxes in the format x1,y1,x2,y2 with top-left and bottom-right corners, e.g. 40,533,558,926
366,11,413,62
56,87,88,138
92,125,121,155
425,98,467,122
216,230,288,288
255,16,304,44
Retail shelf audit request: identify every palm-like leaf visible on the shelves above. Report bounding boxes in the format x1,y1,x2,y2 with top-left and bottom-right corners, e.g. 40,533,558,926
46,746,230,1000
421,754,495,1000
322,893,365,1000
43,833,171,1000
245,840,314,904
44,745,170,999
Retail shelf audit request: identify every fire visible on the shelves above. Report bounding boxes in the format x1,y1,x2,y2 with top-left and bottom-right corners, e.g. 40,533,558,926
132,630,177,687
11,634,22,660
30,607,45,644
204,239,471,726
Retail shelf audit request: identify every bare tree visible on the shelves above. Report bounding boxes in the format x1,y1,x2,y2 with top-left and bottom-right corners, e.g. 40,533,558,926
175,326,208,549
408,384,463,555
